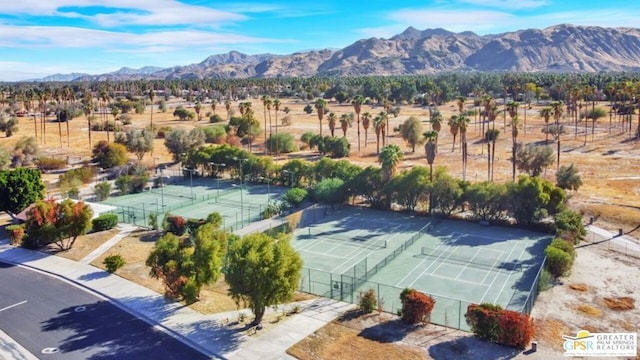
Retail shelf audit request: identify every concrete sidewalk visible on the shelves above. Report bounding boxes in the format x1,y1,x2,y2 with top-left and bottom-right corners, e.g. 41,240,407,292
0,240,352,359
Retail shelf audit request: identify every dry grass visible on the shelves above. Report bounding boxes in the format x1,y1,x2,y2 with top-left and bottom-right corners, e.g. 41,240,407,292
616,320,636,332
47,228,119,261
603,297,635,311
286,321,427,360
569,283,589,292
575,304,603,317
533,318,570,351
581,324,601,333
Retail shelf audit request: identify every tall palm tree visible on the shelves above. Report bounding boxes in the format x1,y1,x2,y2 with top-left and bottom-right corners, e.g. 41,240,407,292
82,91,94,148
448,115,460,152
54,87,63,148
194,101,203,121
273,98,281,155
24,89,36,143
63,86,74,147
485,129,500,182
378,111,389,147
340,113,353,137
481,94,493,135
210,99,217,115
539,107,553,142
424,131,438,215
551,101,564,169
430,109,443,150
99,87,109,143
110,105,120,144
458,115,471,180
148,88,155,129
362,112,371,148
378,144,403,182
352,95,365,152
314,98,327,137
373,115,385,154
38,87,49,144
327,112,337,137
225,100,232,121
511,117,520,181
261,95,271,153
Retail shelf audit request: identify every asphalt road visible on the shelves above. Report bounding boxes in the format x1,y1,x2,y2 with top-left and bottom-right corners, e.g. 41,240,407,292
0,262,209,360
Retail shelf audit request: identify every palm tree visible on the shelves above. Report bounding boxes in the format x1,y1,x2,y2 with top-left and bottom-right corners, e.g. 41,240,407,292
340,113,352,137
511,117,520,181
378,111,388,147
456,96,466,114
24,90,36,143
448,115,460,152
373,115,385,154
539,107,553,142
148,88,155,129
485,129,500,181
225,100,232,121
314,98,327,137
273,98,281,155
458,115,471,180
327,112,337,137
261,95,271,153
378,144,403,182
194,101,203,121
551,101,564,169
210,99,217,115
423,131,438,182
110,105,120,144
352,95,365,152
82,91,94,148
38,87,49,144
63,86,74,147
99,87,110,143
430,109,443,149
362,112,371,148
54,87,63,147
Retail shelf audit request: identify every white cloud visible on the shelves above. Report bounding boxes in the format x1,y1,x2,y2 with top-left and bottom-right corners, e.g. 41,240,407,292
456,0,548,10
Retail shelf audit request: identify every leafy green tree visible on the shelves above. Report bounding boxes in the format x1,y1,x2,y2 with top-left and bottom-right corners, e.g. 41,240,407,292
118,128,155,161
399,116,423,153
94,181,112,201
0,167,45,214
516,144,555,177
507,175,550,225
464,182,508,222
556,163,582,191
23,199,93,250
0,116,18,137
173,106,195,121
146,223,229,303
554,209,586,244
314,178,346,209
283,188,307,207
203,125,226,144
300,132,315,150
387,166,429,212
430,167,463,215
225,233,303,325
92,141,128,168
349,166,387,209
164,127,205,162
317,136,350,158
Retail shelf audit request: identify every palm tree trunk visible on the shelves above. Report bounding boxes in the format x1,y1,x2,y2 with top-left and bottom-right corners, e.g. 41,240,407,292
487,142,491,181
491,141,496,182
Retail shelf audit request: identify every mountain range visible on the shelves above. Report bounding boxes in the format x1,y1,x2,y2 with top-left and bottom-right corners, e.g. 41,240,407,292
33,24,640,82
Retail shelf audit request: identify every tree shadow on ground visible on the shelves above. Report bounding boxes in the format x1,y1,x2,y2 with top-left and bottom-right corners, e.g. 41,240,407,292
428,336,521,360
41,298,241,360
78,271,110,281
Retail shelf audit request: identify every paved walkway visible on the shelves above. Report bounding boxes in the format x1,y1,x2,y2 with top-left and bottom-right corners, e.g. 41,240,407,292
79,223,138,264
0,234,353,360
582,224,640,258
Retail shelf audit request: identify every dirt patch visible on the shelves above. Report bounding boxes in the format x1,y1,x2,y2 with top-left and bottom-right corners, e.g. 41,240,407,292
603,297,635,311
569,283,589,292
46,229,119,261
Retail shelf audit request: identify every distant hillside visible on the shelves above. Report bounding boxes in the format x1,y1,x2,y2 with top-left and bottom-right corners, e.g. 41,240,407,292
32,24,640,81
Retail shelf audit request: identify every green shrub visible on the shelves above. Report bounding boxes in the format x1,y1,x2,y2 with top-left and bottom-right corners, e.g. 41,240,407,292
92,213,119,232
94,182,112,201
301,132,315,149
358,289,378,314
182,278,199,304
544,246,573,277
103,254,125,273
156,126,172,139
209,114,224,123
203,125,226,144
283,188,307,207
549,237,575,258
266,133,297,153
554,209,586,244
538,269,554,291
465,303,503,343
148,212,158,230
36,157,67,171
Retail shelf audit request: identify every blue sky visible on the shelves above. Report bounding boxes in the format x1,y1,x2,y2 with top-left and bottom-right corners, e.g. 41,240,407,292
0,0,638,81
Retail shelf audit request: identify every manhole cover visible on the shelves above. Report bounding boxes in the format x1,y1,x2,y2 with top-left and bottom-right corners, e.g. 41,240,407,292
41,347,60,354
74,306,86,313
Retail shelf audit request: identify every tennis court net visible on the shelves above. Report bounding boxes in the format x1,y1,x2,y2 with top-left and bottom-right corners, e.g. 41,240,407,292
148,188,194,200
420,247,522,272
318,235,387,250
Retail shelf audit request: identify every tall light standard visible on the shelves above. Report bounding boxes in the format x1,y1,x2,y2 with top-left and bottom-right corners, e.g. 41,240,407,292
234,157,247,227
210,162,226,198
183,167,196,201
159,167,165,210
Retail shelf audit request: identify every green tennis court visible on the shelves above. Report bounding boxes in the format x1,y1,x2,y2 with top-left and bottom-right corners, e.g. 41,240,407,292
292,206,550,331
101,177,286,230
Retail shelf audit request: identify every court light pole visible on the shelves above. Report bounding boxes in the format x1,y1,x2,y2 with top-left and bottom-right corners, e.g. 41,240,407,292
234,157,248,227
210,162,226,198
183,167,196,201
159,167,165,210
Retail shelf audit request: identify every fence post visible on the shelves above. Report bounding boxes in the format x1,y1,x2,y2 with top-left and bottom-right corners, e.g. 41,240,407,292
330,273,333,299
308,268,311,293
459,300,462,329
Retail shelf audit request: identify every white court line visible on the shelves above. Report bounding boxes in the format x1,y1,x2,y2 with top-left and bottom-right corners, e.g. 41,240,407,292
478,243,520,304
407,245,459,288
493,245,528,304
423,272,490,286
0,300,27,313
395,243,445,287
454,248,484,280
296,248,350,259
451,232,513,243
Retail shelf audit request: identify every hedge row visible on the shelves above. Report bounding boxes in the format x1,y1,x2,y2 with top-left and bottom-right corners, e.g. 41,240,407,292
92,214,119,232
465,303,534,349
544,237,575,277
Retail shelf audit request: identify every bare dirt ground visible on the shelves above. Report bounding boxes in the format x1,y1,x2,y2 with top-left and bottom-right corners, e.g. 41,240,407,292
5,96,640,358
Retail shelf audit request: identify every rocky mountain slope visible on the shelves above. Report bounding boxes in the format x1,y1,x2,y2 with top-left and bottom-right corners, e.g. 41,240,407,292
39,24,640,81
